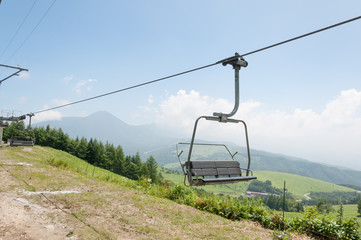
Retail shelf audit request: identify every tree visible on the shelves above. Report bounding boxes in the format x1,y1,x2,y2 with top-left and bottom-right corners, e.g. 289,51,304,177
358,199,361,216
75,137,88,159
3,121,26,141
316,199,334,214
146,156,162,183
122,155,133,179
113,146,125,175
86,138,96,164
337,200,344,224
103,142,116,171
130,153,142,179
33,127,47,145
67,138,77,156
54,128,69,151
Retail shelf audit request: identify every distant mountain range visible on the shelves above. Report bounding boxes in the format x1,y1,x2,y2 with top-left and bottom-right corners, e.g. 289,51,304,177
34,111,174,154
34,111,361,187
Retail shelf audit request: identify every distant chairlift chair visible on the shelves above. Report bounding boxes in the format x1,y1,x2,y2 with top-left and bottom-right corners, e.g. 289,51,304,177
7,136,34,147
177,54,257,186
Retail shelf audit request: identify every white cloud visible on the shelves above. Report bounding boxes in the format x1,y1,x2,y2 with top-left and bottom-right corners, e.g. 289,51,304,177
73,78,97,94
155,89,361,170
322,89,361,125
156,89,260,133
63,74,74,83
32,108,62,124
18,71,30,79
52,98,71,106
30,99,71,124
148,95,154,104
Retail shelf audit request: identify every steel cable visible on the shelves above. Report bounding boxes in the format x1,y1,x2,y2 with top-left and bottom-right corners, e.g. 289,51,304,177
30,15,361,115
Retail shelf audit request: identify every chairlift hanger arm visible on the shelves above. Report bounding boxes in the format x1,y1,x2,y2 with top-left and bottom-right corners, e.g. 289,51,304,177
214,53,248,122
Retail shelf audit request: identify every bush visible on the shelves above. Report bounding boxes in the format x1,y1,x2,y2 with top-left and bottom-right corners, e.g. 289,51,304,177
47,157,68,169
289,206,360,240
146,183,360,239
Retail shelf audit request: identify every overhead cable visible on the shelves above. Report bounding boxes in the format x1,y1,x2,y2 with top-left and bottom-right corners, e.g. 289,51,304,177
6,0,57,62
31,15,361,115
240,15,361,58
33,62,218,114
0,0,38,59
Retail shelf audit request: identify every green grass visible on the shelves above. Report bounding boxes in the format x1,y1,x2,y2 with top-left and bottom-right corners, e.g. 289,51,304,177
255,171,355,198
281,204,361,233
162,168,356,199
3,146,135,192
1,146,280,239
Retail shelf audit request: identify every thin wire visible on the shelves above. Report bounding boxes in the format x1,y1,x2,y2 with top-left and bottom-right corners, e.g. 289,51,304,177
240,15,361,58
32,15,361,115
0,0,38,59
6,0,57,62
33,62,218,114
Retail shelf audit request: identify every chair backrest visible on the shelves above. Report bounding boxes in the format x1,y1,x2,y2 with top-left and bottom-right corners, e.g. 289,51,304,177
189,160,242,177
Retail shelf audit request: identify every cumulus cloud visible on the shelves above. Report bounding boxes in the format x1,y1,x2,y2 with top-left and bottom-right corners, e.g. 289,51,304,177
30,98,72,124
154,89,361,170
156,89,260,133
32,108,62,124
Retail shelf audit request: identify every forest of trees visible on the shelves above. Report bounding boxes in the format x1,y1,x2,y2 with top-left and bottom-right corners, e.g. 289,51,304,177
247,180,303,212
2,121,163,183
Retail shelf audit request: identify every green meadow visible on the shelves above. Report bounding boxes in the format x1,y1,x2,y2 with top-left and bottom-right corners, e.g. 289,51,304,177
161,169,356,199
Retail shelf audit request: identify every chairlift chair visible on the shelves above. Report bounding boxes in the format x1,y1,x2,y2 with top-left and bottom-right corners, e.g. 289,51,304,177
177,54,257,186
8,129,35,147
8,135,34,146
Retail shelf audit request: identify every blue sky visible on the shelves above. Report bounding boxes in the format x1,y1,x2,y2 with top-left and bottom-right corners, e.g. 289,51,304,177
0,1,361,170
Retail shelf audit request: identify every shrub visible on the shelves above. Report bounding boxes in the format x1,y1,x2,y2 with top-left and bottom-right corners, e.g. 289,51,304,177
288,206,360,240
47,157,68,169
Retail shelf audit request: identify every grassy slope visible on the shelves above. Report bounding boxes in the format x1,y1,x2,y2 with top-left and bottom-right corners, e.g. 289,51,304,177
162,170,356,199
255,171,354,196
1,146,275,240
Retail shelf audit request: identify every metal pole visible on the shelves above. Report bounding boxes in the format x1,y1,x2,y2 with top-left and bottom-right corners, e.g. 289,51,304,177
226,65,240,118
0,127,3,148
0,64,29,85
27,113,35,128
283,181,286,230
186,116,205,185
239,120,251,176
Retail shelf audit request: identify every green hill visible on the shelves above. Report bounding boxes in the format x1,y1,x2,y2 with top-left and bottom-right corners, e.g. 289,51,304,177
33,111,361,188
162,169,356,199
0,146,276,239
255,171,355,197
154,143,361,188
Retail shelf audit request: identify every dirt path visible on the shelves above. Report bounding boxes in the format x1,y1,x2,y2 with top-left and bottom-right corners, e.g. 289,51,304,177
0,160,74,239
0,147,312,239
304,193,311,200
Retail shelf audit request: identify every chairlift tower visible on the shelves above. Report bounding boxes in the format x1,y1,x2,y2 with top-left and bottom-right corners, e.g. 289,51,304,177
0,122,8,148
0,64,28,86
